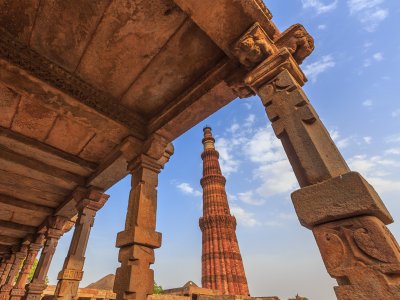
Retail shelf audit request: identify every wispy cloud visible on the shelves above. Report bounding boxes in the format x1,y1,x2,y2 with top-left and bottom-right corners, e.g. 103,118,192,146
237,191,265,206
302,0,338,14
303,55,336,83
392,109,400,118
347,0,388,32
176,182,201,197
362,99,373,107
230,205,259,227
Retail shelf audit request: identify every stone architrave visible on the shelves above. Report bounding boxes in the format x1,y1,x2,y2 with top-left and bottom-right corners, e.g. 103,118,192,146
113,135,173,300
24,216,69,300
54,188,109,300
9,235,45,300
233,22,400,299
0,243,28,300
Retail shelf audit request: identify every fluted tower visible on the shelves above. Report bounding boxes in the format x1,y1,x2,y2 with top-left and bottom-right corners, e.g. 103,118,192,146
199,127,249,296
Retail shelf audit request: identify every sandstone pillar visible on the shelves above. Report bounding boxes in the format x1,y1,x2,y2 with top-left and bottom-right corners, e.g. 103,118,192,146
233,23,400,299
54,188,109,300
9,235,45,300
0,262,6,280
113,135,173,300
0,253,15,287
24,216,68,300
0,244,28,300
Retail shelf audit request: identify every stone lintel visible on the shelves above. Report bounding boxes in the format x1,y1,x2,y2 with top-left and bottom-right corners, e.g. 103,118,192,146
116,227,161,249
291,171,393,228
244,48,306,91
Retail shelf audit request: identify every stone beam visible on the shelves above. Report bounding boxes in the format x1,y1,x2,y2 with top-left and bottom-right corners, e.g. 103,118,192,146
0,145,85,189
0,127,97,176
0,220,36,235
148,58,238,140
0,236,20,246
173,0,279,61
0,27,145,136
0,194,53,216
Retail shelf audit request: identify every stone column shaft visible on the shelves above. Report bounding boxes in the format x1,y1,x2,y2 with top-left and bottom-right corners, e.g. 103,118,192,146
10,237,43,300
0,255,14,287
54,189,109,300
0,245,28,300
113,136,173,300
24,216,68,300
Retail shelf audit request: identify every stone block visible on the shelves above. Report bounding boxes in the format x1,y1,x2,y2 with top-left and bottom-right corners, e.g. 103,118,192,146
116,227,161,249
291,171,393,228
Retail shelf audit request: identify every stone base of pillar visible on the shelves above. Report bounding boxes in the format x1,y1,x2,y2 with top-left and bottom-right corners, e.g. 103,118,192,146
0,284,12,300
24,282,47,300
313,215,400,300
9,288,26,300
114,244,155,300
54,279,80,300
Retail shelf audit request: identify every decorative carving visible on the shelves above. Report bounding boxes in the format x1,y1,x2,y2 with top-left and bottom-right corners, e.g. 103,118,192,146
313,216,400,299
275,24,314,64
0,27,144,133
233,23,276,68
57,269,83,281
261,69,317,138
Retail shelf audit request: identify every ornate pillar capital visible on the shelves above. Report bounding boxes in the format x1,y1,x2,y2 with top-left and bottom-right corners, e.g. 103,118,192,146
73,187,109,213
228,22,314,98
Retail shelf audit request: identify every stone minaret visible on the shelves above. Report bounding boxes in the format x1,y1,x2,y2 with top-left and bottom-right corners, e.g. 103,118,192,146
199,127,249,296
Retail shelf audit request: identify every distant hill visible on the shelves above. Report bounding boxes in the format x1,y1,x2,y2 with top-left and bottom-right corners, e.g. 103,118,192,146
85,274,115,290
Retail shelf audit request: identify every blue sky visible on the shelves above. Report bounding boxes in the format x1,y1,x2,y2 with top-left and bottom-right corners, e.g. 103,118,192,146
47,1,400,299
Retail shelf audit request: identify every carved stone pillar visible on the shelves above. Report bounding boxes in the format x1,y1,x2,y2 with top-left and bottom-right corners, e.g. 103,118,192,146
0,262,6,280
0,254,14,287
9,235,45,300
24,216,69,300
113,135,173,300
0,244,28,300
233,22,400,299
54,188,109,300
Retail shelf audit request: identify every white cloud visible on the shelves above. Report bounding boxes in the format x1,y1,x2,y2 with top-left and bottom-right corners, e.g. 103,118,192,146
230,205,259,227
237,191,265,206
176,182,201,197
373,52,384,61
392,109,400,118
318,24,327,30
348,154,400,195
244,127,298,197
385,134,400,144
362,99,373,107
215,137,240,175
302,0,338,14
385,148,400,155
363,136,372,144
329,129,352,149
254,160,298,197
303,55,336,83
347,0,388,32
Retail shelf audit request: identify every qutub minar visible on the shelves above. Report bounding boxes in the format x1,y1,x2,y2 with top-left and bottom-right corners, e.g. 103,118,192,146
199,127,249,296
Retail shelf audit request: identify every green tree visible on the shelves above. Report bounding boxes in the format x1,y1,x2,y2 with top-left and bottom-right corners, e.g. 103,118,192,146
16,258,48,284
153,282,163,294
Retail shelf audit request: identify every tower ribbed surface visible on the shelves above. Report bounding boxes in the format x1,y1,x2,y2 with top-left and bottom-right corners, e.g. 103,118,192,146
199,127,249,296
